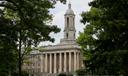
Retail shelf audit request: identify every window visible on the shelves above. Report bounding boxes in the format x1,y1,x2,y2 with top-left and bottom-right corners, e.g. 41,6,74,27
67,17,69,27
66,33,68,38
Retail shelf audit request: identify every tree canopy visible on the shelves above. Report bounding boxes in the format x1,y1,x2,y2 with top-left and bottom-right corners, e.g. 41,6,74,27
0,0,66,76
78,0,128,75
0,9,17,76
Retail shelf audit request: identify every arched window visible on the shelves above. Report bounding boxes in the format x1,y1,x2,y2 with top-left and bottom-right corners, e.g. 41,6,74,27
74,33,75,37
66,33,68,38
67,17,69,27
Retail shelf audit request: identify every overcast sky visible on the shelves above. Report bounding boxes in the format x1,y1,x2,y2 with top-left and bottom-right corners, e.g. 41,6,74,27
40,0,91,46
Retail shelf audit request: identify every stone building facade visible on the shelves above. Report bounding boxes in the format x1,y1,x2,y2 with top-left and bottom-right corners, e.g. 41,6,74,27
23,3,83,76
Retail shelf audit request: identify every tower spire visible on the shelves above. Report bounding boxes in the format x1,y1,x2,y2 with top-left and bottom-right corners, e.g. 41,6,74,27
68,2,71,9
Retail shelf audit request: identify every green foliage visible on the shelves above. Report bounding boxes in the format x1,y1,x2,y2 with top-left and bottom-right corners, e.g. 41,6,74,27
0,9,17,76
21,71,29,76
0,0,66,76
76,69,87,76
58,73,73,76
58,73,66,76
78,0,128,75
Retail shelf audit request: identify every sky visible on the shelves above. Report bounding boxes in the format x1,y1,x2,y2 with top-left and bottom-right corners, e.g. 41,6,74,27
40,0,91,46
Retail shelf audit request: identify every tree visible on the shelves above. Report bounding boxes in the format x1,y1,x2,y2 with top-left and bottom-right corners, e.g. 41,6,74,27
0,9,17,76
0,0,66,76
78,0,128,75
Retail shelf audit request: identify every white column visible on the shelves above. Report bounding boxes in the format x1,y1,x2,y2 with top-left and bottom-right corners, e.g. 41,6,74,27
43,54,45,72
76,52,79,70
54,53,57,73
50,53,52,73
40,54,43,72
64,52,67,72
35,55,37,73
69,52,72,72
45,53,48,72
74,52,76,71
76,52,78,70
78,52,80,69
59,53,62,72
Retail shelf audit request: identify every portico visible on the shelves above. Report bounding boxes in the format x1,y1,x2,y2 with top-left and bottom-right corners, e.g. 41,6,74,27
40,49,81,74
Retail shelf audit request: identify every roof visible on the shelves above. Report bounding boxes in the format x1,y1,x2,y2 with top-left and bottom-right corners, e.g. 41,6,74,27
65,3,75,15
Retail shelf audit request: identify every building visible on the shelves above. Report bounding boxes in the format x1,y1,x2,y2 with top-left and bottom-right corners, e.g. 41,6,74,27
23,3,83,76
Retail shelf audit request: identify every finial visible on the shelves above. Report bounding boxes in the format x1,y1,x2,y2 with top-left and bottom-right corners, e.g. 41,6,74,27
68,2,71,9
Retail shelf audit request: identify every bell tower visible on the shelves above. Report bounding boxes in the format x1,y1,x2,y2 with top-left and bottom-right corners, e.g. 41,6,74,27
60,3,76,44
